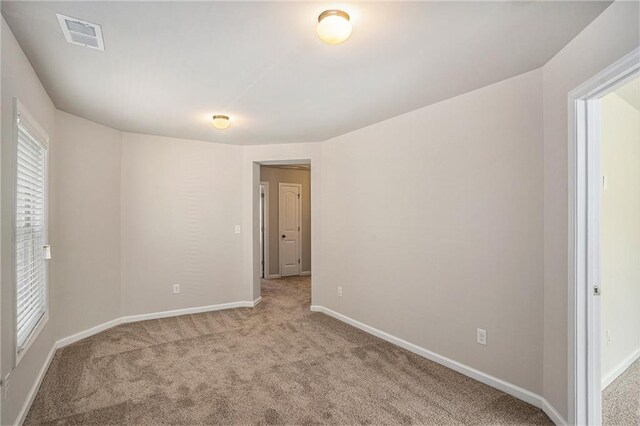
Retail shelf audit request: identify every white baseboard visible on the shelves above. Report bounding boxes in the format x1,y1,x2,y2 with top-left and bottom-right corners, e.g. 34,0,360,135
266,274,281,279
58,300,260,349
541,397,568,426
119,300,256,324
56,318,121,348
15,344,57,426
602,348,640,390
17,301,567,426
300,271,311,276
310,305,567,426
16,298,264,425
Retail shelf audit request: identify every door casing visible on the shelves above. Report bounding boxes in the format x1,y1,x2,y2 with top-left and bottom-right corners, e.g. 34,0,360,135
259,182,269,278
567,48,639,426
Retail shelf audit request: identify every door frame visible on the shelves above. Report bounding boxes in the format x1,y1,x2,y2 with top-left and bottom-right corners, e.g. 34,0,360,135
260,182,270,279
278,182,302,277
567,48,639,426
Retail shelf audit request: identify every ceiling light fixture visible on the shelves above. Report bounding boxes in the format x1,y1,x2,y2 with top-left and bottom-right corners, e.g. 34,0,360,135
317,10,352,45
212,115,230,130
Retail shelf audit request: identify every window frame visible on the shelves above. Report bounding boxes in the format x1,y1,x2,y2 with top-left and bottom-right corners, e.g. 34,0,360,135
13,99,50,366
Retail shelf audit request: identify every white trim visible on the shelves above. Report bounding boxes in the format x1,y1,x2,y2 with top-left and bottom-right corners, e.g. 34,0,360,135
15,298,266,424
310,305,566,426
15,344,56,426
266,274,281,279
602,349,640,390
278,182,302,277
56,318,121,349
13,98,51,368
260,182,270,279
15,314,49,367
542,398,569,426
567,47,640,426
300,271,311,276
57,299,261,349
121,302,258,323
15,99,49,148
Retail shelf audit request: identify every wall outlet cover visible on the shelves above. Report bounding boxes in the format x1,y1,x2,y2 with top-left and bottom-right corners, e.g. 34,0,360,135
477,328,487,346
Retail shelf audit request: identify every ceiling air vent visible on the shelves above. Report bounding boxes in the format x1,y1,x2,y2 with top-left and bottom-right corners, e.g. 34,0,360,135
56,14,104,50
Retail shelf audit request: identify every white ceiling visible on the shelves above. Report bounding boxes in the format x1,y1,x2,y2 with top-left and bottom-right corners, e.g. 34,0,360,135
2,1,611,145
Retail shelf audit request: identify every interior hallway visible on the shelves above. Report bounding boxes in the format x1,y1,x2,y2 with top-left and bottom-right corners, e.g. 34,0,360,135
25,276,552,425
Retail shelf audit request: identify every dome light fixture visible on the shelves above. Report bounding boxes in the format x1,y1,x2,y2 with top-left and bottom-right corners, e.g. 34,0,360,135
212,114,230,130
317,9,352,45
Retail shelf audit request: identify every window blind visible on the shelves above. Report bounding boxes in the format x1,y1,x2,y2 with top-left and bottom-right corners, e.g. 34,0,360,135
16,116,47,352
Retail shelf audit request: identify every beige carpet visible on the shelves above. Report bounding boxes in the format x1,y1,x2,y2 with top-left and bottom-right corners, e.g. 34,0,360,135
603,358,640,425
26,276,552,425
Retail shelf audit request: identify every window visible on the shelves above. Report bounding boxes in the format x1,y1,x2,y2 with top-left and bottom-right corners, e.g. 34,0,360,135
14,100,49,361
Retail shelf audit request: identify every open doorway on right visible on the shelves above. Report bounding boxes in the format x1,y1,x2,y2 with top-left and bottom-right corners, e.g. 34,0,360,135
600,75,640,426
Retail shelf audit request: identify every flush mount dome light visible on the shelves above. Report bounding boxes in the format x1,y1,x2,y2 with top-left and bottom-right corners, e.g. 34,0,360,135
212,115,230,130
317,10,352,45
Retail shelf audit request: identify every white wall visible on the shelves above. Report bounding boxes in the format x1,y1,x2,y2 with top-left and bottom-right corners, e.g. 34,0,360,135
541,1,640,419
52,111,123,339
318,69,544,394
120,133,245,316
1,17,57,426
600,91,640,385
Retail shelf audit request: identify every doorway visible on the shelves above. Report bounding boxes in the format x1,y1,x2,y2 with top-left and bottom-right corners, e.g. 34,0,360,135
259,164,311,279
569,49,639,426
599,76,640,426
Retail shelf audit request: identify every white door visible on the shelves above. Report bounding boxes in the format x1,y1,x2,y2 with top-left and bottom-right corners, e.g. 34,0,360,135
279,183,301,277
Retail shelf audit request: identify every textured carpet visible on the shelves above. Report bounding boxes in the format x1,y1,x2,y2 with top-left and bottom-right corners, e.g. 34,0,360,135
26,276,552,425
603,357,640,425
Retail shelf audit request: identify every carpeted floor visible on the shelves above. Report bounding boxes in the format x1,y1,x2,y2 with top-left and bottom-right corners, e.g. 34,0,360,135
603,358,640,425
26,276,552,425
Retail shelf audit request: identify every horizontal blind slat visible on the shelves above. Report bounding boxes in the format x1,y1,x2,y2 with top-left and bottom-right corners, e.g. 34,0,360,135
17,289,44,330
16,157,44,181
17,128,45,155
17,286,43,313
18,307,45,339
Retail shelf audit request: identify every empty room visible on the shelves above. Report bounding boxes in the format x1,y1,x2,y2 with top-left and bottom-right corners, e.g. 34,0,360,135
0,1,639,425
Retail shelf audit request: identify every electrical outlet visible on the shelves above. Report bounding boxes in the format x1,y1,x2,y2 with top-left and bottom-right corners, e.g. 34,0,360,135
477,328,487,346
606,330,612,345
173,283,180,294
337,286,343,297
234,225,241,234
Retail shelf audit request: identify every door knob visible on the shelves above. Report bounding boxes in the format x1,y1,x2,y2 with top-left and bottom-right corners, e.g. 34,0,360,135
282,234,286,239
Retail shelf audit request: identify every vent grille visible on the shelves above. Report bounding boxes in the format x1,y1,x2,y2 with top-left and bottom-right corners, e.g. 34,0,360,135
56,14,104,51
